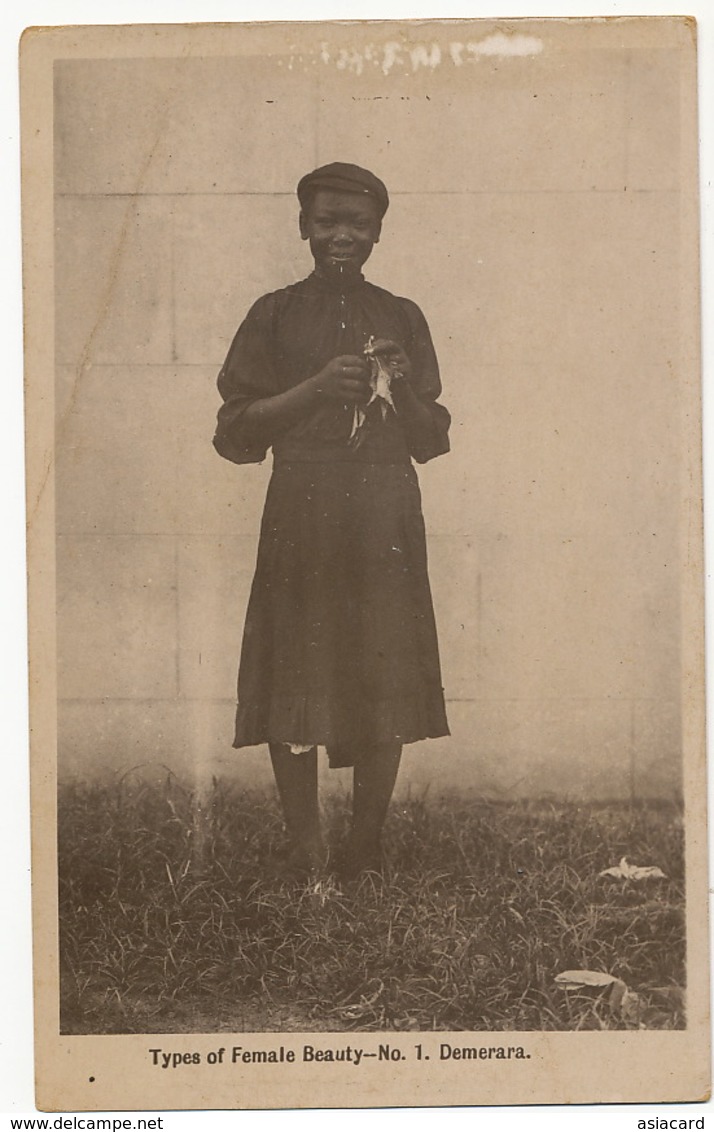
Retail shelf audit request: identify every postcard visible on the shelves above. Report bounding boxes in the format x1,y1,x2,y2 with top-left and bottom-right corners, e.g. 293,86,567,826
21,16,708,1110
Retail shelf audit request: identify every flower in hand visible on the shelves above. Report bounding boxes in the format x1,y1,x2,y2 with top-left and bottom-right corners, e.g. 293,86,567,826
349,337,411,447
366,337,411,385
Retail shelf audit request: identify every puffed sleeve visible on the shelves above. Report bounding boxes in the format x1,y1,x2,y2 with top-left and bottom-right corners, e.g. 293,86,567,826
213,295,281,465
399,299,451,464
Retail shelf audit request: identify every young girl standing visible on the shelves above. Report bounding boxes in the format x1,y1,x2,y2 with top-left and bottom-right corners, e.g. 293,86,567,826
214,162,450,876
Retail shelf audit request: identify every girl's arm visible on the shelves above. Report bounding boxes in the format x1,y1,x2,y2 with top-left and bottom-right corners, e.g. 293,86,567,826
239,355,369,431
369,333,450,464
371,342,438,433
391,376,442,433
214,293,369,464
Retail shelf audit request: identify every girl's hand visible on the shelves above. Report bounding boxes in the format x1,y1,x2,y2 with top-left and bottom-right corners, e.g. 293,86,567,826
313,355,371,403
366,339,412,383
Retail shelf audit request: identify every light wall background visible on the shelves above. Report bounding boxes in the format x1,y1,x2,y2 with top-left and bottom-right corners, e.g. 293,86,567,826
54,24,687,798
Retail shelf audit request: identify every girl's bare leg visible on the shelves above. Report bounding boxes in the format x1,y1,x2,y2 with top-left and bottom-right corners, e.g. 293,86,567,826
268,744,325,872
348,742,402,871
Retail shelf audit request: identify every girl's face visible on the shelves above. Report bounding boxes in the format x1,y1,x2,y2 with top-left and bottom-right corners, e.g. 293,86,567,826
299,190,382,276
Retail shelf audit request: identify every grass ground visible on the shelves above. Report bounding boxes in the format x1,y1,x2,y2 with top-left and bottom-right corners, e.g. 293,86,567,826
58,775,685,1035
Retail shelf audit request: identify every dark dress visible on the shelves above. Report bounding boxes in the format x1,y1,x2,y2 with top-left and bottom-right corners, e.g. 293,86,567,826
214,270,450,767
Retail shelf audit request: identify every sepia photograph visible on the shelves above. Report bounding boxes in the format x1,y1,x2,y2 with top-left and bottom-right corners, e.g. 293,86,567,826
21,14,708,1110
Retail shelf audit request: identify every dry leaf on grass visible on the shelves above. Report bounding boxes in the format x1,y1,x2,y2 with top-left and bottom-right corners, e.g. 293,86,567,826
555,970,643,1026
599,856,667,880
554,969,621,990
608,979,641,1021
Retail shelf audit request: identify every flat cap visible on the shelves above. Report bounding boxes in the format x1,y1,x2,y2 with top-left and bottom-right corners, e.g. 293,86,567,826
297,162,389,218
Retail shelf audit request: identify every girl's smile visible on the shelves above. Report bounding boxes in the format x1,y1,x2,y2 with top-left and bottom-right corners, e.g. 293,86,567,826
299,189,382,276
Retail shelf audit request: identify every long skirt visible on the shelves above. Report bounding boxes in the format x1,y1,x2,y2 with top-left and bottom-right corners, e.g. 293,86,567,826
233,459,449,767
